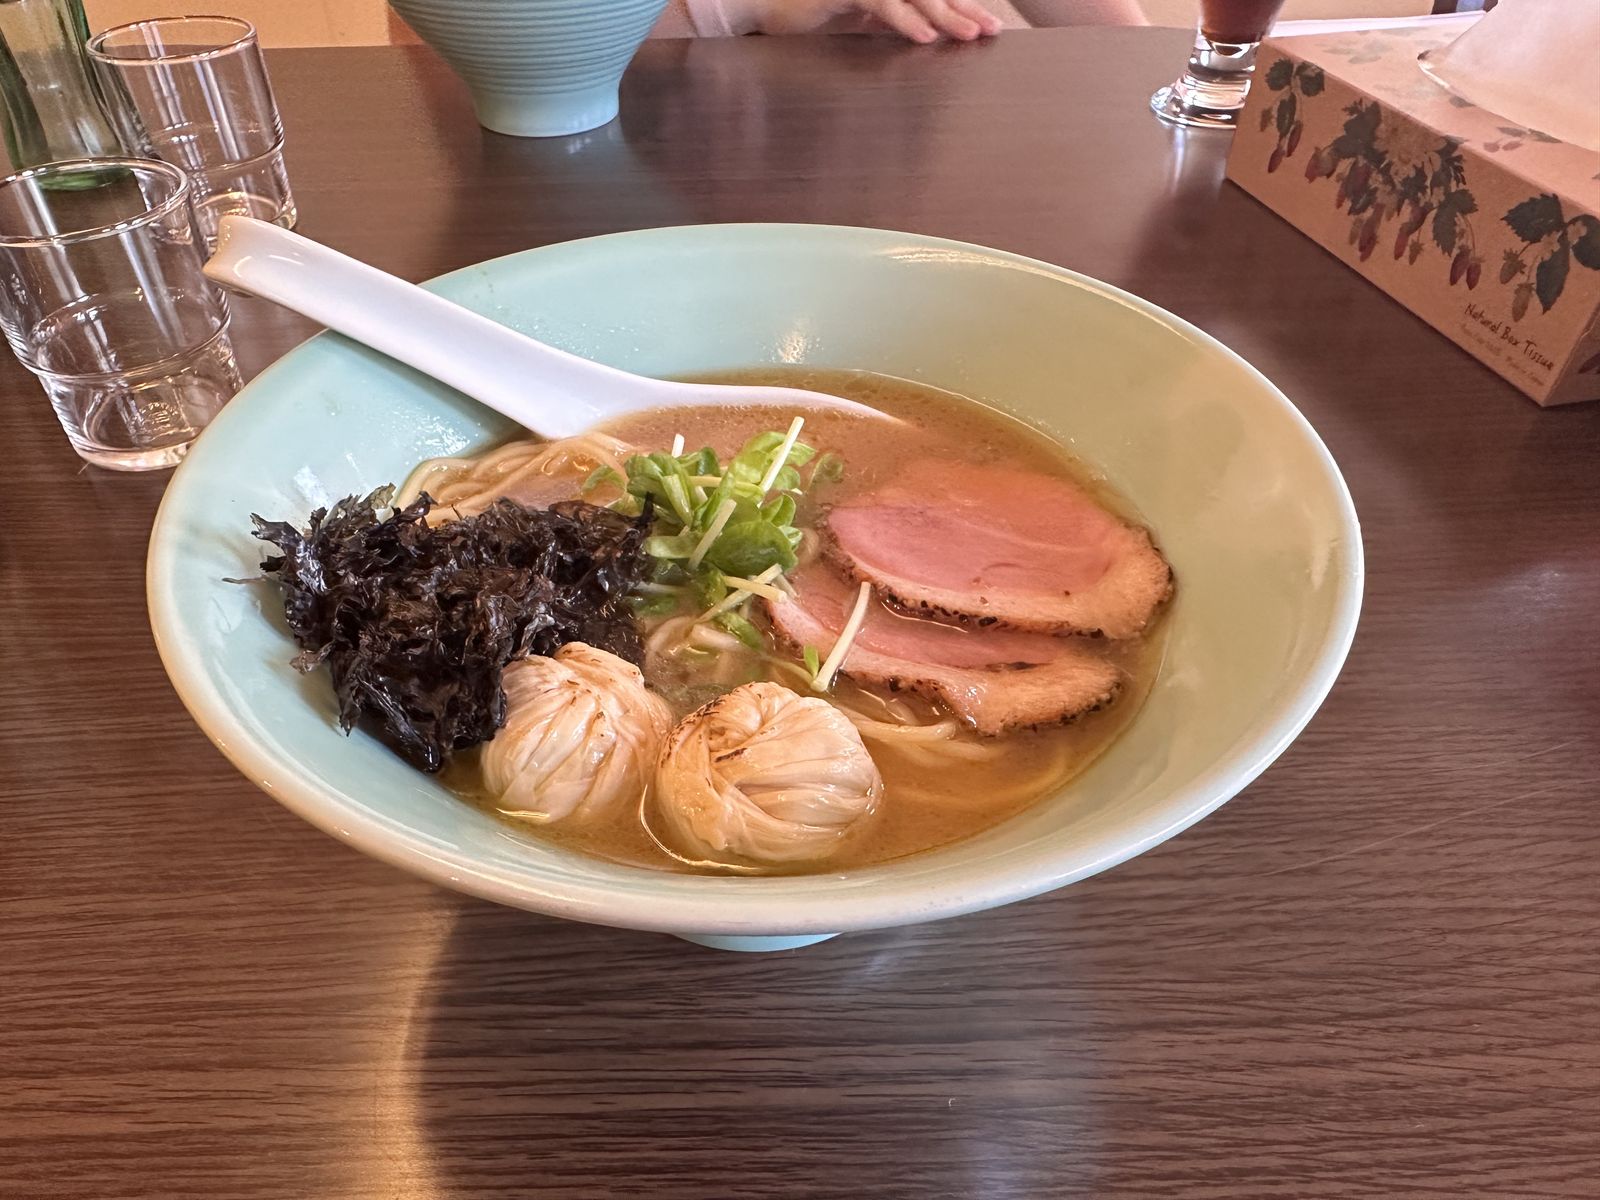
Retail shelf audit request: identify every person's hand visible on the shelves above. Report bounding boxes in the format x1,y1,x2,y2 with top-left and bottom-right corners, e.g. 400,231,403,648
734,0,1004,42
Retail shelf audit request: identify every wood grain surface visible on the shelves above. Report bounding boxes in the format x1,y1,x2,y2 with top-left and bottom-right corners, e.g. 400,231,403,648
3,28,1598,1200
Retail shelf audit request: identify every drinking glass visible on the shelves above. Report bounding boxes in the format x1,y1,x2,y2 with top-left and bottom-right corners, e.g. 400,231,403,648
86,16,294,247
0,158,240,470
1151,0,1289,129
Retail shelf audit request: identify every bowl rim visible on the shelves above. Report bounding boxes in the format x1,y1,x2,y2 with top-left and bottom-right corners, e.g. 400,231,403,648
147,222,1364,935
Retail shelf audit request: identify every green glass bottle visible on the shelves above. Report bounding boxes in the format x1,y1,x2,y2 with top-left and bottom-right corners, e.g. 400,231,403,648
0,0,133,183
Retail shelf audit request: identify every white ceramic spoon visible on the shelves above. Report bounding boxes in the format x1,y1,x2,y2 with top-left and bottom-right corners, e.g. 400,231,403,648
204,216,890,439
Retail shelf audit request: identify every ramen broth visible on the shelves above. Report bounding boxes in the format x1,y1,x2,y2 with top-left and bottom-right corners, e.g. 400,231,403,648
417,369,1166,875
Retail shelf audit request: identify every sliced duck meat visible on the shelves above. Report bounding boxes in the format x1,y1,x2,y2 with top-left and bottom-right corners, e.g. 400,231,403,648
822,459,1172,639
764,566,1121,735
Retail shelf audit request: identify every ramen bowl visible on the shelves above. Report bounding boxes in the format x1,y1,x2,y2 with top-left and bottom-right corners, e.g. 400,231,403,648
148,224,1362,952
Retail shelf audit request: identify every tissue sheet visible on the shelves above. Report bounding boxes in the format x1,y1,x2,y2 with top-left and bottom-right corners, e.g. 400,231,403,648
1419,0,1600,154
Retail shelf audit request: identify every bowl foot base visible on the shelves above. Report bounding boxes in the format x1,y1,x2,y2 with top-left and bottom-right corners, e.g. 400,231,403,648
674,932,840,953
472,84,620,138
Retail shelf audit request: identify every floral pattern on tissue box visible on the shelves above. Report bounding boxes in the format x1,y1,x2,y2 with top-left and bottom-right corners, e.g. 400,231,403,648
1225,24,1600,405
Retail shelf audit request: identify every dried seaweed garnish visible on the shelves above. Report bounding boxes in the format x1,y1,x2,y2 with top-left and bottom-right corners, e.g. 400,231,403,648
251,487,651,773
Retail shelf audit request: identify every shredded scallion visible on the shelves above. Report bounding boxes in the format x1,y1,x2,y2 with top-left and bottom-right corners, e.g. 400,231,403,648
812,581,872,693
758,416,805,497
686,497,738,571
703,565,785,617
617,422,827,668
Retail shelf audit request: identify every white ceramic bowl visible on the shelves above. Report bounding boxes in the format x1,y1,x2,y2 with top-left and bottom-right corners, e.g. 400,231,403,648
148,225,1362,951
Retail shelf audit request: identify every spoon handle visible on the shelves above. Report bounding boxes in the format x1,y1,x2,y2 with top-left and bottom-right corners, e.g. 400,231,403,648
204,216,650,438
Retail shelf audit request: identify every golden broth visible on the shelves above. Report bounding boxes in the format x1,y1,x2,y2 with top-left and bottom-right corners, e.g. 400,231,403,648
418,369,1167,876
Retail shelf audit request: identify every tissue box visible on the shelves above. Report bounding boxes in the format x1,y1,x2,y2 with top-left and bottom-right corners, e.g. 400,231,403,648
1224,24,1600,406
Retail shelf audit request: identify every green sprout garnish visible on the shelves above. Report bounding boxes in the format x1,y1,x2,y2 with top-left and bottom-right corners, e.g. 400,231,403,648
618,417,843,648
620,417,811,582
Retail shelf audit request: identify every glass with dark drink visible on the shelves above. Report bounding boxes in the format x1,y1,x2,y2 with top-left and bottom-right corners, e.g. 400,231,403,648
1152,0,1289,129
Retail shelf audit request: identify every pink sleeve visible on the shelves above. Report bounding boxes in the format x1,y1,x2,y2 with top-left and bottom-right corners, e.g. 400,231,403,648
653,0,744,37
688,0,742,35
1009,0,1146,25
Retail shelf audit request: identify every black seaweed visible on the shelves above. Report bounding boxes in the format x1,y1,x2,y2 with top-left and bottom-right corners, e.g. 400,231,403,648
251,488,651,772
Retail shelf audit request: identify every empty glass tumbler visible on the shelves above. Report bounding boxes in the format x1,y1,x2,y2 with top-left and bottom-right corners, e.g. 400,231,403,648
87,17,294,247
0,158,240,470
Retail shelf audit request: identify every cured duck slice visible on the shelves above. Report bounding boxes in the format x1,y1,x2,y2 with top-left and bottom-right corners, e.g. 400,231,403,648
822,460,1172,639
764,566,1121,735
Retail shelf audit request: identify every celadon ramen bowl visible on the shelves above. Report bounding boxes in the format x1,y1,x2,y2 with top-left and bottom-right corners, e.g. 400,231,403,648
148,225,1362,952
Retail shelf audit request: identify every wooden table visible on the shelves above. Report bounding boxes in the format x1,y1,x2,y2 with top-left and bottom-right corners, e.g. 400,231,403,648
5,28,1598,1199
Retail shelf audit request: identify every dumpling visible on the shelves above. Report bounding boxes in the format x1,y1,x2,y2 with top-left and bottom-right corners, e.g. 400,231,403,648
483,644,674,825
652,682,882,865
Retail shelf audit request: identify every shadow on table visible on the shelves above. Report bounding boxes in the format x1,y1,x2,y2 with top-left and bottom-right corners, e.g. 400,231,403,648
405,898,1108,1197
